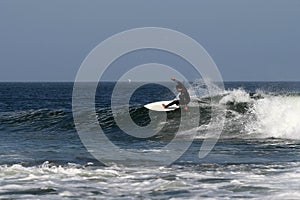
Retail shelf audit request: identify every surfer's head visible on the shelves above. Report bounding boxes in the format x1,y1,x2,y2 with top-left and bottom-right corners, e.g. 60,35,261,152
176,85,183,92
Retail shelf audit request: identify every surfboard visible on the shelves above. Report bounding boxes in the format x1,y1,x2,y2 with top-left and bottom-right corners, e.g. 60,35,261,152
144,100,179,112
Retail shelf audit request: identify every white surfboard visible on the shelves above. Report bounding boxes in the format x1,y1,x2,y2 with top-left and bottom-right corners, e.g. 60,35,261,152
144,100,179,112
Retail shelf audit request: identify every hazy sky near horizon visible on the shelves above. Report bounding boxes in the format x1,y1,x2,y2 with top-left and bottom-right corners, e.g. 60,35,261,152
0,0,300,81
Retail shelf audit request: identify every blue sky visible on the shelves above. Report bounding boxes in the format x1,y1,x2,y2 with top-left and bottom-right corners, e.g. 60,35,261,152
0,0,300,81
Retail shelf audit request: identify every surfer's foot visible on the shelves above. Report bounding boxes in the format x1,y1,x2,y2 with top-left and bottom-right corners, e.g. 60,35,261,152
162,104,166,109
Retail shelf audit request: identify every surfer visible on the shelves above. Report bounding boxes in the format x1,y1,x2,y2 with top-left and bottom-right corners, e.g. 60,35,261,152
162,77,190,110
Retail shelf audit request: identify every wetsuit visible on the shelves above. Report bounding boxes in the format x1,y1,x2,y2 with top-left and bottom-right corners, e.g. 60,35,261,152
165,79,190,108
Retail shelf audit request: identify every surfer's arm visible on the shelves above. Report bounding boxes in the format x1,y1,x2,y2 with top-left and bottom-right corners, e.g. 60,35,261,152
170,77,184,86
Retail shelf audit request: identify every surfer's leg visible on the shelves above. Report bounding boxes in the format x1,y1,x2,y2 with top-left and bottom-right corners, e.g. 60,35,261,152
164,100,179,108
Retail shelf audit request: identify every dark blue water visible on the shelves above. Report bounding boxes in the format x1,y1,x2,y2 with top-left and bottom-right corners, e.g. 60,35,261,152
1,82,300,199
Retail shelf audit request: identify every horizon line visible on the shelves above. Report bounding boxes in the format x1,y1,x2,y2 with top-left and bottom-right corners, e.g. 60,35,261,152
1,80,300,83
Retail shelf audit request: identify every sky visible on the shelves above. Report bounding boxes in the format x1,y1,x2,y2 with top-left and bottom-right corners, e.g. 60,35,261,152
0,0,300,82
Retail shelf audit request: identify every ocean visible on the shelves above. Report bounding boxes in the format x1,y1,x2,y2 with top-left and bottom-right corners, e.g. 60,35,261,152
0,81,300,199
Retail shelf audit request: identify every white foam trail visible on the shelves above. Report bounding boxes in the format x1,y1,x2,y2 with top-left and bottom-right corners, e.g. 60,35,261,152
189,78,224,99
220,89,253,104
1,162,300,199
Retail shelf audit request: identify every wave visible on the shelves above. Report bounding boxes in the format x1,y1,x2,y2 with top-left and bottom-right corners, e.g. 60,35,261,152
1,88,300,140
245,95,300,139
